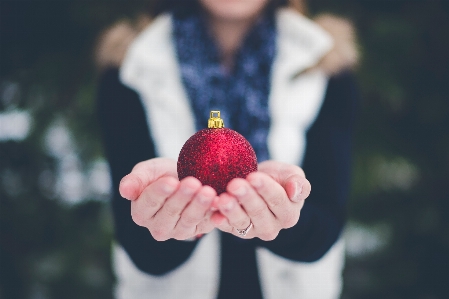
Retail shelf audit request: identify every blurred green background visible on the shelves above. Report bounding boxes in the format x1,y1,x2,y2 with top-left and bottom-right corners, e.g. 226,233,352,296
1,1,448,298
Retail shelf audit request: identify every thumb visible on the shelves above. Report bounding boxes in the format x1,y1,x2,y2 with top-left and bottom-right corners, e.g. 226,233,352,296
284,174,311,202
258,161,311,202
119,158,178,200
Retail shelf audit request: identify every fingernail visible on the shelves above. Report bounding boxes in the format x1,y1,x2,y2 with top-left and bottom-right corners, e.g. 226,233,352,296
162,183,176,194
249,178,263,189
231,185,246,196
199,194,212,205
292,183,303,202
181,185,195,195
222,200,234,212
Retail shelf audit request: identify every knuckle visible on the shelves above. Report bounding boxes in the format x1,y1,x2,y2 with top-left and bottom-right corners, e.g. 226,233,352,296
172,231,188,240
180,214,200,228
151,228,169,241
282,212,300,228
173,235,188,241
164,205,180,218
236,219,249,230
260,229,279,241
217,223,233,234
131,211,146,227
143,196,160,209
267,195,284,209
196,222,211,235
250,205,266,219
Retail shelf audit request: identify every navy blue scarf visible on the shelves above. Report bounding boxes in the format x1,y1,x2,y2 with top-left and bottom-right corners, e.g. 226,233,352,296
173,11,276,162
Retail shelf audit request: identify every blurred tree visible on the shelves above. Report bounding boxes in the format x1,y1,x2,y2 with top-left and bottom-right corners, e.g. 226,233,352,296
1,1,448,299
308,1,449,298
1,1,152,299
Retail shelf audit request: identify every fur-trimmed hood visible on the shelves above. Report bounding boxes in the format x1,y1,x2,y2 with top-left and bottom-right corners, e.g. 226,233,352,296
313,14,359,75
95,11,358,75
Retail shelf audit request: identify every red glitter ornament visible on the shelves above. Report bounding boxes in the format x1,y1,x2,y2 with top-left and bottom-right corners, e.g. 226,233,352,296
177,111,258,195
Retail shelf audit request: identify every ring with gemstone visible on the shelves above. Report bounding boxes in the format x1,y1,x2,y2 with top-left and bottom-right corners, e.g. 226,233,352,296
235,222,253,237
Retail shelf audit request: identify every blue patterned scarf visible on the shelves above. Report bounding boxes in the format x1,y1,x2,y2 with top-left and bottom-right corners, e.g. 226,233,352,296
173,11,276,162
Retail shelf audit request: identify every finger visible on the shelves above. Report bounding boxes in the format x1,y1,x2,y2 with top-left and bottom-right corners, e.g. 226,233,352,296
284,175,311,202
153,177,202,231
119,175,142,201
215,193,253,238
120,158,177,200
227,178,279,239
246,172,301,229
131,176,179,227
195,214,216,236
258,161,311,203
210,211,229,227
258,160,305,180
174,185,216,237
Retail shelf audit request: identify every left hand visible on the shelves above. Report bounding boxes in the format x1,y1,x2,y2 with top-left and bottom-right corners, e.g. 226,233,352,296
210,160,311,240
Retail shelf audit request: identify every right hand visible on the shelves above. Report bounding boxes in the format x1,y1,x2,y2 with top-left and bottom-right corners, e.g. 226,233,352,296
119,158,217,241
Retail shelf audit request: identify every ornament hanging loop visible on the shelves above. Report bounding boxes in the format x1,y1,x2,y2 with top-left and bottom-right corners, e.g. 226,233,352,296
208,110,224,129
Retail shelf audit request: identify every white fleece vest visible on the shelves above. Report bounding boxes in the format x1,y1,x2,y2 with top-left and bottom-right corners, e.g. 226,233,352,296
117,9,345,299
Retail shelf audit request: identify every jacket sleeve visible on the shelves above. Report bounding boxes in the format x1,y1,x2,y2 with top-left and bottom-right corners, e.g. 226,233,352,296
96,68,200,275
254,71,359,262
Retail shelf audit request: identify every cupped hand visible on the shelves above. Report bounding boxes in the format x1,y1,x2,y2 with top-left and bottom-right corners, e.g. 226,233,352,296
119,158,217,241
211,160,311,240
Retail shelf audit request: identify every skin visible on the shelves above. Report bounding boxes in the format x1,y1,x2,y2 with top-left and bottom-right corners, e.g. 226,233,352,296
200,0,270,70
119,0,312,241
120,158,311,241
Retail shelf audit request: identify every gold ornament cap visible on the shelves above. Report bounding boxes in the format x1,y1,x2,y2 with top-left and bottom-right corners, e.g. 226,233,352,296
208,111,224,128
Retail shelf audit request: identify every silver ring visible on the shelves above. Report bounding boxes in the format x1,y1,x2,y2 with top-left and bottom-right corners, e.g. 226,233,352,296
235,222,253,237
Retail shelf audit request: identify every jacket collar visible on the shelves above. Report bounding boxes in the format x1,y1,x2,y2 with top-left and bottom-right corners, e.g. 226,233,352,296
120,9,333,165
